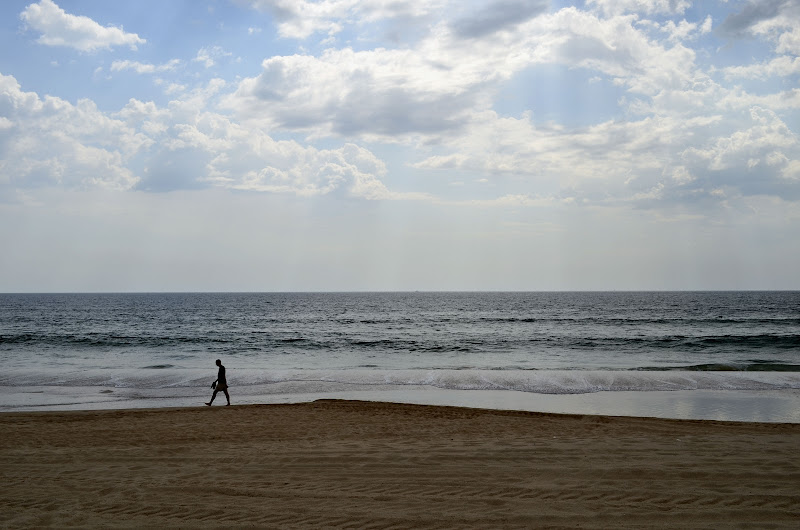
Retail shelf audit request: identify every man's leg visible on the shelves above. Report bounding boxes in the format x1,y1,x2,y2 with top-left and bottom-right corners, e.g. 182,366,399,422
205,389,218,406
223,389,230,405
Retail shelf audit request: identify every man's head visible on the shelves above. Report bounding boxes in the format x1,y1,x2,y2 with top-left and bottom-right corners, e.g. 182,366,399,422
216,359,221,366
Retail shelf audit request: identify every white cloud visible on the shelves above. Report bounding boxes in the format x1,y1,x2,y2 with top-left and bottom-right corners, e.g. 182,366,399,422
532,9,701,97
20,0,145,52
0,73,144,191
701,15,713,34
413,100,800,207
5,2,800,212
683,107,798,172
193,46,232,68
717,88,800,111
782,160,800,180
587,0,691,16
244,0,447,39
0,71,408,201
651,16,713,43
0,71,408,202
669,165,695,185
163,83,187,95
222,46,487,139
121,94,412,199
414,110,711,188
777,27,800,55
111,59,181,74
717,0,800,55
224,7,705,142
722,55,800,80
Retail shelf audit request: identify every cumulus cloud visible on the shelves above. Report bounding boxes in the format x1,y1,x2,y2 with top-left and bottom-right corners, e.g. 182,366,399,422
0,71,406,201
20,0,145,52
224,7,706,141
683,107,797,173
413,99,800,207
0,73,144,191
222,47,485,139
119,93,412,199
5,1,800,212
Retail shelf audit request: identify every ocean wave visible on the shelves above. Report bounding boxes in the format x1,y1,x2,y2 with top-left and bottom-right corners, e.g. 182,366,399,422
639,361,800,372
0,332,236,348
4,368,799,395
3,331,797,355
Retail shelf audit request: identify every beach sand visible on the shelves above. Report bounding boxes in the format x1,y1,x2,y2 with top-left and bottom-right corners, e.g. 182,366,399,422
1,400,798,528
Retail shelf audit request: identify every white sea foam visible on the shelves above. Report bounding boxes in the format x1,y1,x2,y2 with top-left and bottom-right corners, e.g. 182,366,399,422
3,367,800,394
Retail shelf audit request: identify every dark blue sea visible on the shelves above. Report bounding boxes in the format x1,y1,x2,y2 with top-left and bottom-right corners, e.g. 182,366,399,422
2,292,799,420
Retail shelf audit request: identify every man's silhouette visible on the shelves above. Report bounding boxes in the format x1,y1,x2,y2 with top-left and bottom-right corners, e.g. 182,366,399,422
206,359,230,406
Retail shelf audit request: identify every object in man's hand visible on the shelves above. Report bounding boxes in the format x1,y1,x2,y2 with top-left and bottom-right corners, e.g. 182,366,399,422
211,381,216,389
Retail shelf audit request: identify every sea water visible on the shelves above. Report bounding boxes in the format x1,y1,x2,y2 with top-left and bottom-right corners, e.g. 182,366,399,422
1,292,799,421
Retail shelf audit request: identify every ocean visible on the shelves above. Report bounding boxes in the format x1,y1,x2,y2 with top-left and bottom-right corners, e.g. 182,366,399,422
2,292,799,421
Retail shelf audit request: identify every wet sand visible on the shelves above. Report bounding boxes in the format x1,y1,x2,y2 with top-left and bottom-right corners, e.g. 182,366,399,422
1,400,799,528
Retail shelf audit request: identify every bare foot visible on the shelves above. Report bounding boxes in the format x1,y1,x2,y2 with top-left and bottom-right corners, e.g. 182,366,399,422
205,402,211,406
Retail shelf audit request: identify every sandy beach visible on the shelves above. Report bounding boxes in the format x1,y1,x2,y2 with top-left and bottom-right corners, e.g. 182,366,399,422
2,400,799,528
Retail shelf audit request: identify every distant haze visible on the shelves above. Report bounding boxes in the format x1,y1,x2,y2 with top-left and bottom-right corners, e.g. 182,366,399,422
1,1,798,292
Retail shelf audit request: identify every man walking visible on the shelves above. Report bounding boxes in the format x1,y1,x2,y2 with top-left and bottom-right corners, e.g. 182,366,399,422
206,359,230,406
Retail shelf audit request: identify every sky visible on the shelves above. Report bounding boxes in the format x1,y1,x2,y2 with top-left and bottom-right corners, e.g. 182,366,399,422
0,0,799,292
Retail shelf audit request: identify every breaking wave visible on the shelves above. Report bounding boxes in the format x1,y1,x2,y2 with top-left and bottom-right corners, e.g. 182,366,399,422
3,367,800,395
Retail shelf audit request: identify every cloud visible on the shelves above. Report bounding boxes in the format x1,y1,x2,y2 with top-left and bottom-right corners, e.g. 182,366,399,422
648,16,713,43
532,8,702,97
716,87,800,112
119,93,412,199
683,107,797,173
413,98,800,208
716,0,800,54
110,59,181,74
413,110,712,192
587,0,691,16
722,56,800,80
19,0,145,52
0,73,144,192
5,2,800,213
224,7,705,141
243,0,447,39
782,160,800,180
778,27,800,54
193,46,232,68
450,0,549,39
222,47,485,139
0,72,405,201
717,0,788,39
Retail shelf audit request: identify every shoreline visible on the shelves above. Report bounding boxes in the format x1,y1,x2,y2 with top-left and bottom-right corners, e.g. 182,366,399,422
3,400,799,527
4,398,799,426
3,384,800,423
